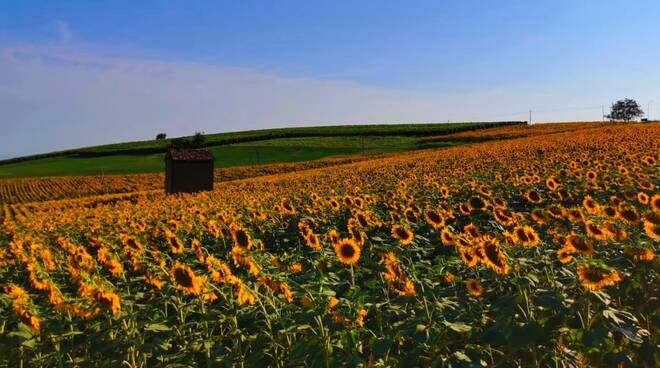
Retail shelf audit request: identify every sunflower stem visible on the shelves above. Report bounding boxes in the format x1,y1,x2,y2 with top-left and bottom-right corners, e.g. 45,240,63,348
350,265,355,288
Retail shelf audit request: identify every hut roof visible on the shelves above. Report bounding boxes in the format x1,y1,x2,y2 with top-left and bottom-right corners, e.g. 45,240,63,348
166,148,214,162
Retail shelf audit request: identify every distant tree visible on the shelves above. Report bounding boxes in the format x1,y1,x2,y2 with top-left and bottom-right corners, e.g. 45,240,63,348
169,132,206,149
156,133,167,140
192,132,206,147
170,137,189,148
606,99,644,122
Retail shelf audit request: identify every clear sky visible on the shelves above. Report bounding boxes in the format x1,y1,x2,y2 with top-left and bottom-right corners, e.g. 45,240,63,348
1,1,659,158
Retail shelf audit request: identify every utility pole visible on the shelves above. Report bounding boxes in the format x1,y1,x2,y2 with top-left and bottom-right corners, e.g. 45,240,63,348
529,109,532,125
601,105,605,121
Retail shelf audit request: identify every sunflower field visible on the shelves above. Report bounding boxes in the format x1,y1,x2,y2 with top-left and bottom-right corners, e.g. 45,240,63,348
0,123,658,367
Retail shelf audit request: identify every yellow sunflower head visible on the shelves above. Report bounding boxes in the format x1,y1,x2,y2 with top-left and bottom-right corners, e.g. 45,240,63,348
391,225,414,245
333,238,361,266
466,279,483,297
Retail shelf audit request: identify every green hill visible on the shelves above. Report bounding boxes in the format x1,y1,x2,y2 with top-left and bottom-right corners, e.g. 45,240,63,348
0,121,524,178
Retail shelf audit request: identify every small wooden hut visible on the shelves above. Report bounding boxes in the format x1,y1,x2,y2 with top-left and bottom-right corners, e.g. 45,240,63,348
165,148,214,194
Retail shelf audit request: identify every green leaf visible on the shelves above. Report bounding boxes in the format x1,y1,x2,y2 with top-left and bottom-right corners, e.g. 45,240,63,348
453,350,471,362
444,321,472,333
145,323,172,332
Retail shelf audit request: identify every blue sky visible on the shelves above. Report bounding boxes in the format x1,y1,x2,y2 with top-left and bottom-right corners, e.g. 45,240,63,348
1,1,659,158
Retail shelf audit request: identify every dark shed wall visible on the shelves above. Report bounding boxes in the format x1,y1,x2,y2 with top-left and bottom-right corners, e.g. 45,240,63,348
165,161,214,194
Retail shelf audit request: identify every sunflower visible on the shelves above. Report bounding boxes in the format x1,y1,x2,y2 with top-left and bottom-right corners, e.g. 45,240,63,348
564,233,593,256
546,177,559,191
576,264,621,291
424,209,445,229
459,203,472,215
513,226,540,247
298,221,311,237
463,223,481,240
440,227,456,246
492,197,507,208
391,225,414,245
258,277,294,303
557,247,574,264
171,263,204,295
479,185,492,197
525,190,543,204
502,230,516,246
493,207,515,227
618,207,639,224
329,199,340,211
355,212,370,227
355,308,368,327
547,205,564,218
601,205,617,218
230,246,260,276
641,155,656,166
279,200,296,215
342,195,354,207
639,181,654,191
531,209,549,224
458,245,479,267
231,226,252,249
444,272,456,283
609,195,622,207
93,289,121,316
404,208,418,223
206,255,234,284
466,279,483,297
566,208,584,223
624,246,654,261
236,283,256,305
333,238,361,266
584,221,608,241
467,196,487,211
602,222,627,241
326,229,340,245
439,186,449,198
350,227,366,247
651,194,660,212
557,189,572,201
645,211,660,225
582,195,600,214
479,236,509,275
5,284,29,303
16,307,41,333
205,220,221,238
391,278,416,297
326,296,339,311
304,233,322,250
637,192,650,205
644,220,660,240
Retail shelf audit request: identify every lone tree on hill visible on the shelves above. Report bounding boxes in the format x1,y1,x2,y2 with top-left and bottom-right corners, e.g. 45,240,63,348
606,99,644,122
169,132,206,149
192,132,206,147
156,133,167,140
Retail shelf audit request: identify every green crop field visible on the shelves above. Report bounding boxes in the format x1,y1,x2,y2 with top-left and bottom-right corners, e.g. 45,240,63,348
0,122,524,178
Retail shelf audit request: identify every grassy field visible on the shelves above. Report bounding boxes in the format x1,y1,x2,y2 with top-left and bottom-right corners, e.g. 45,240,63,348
0,121,522,165
0,129,481,178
